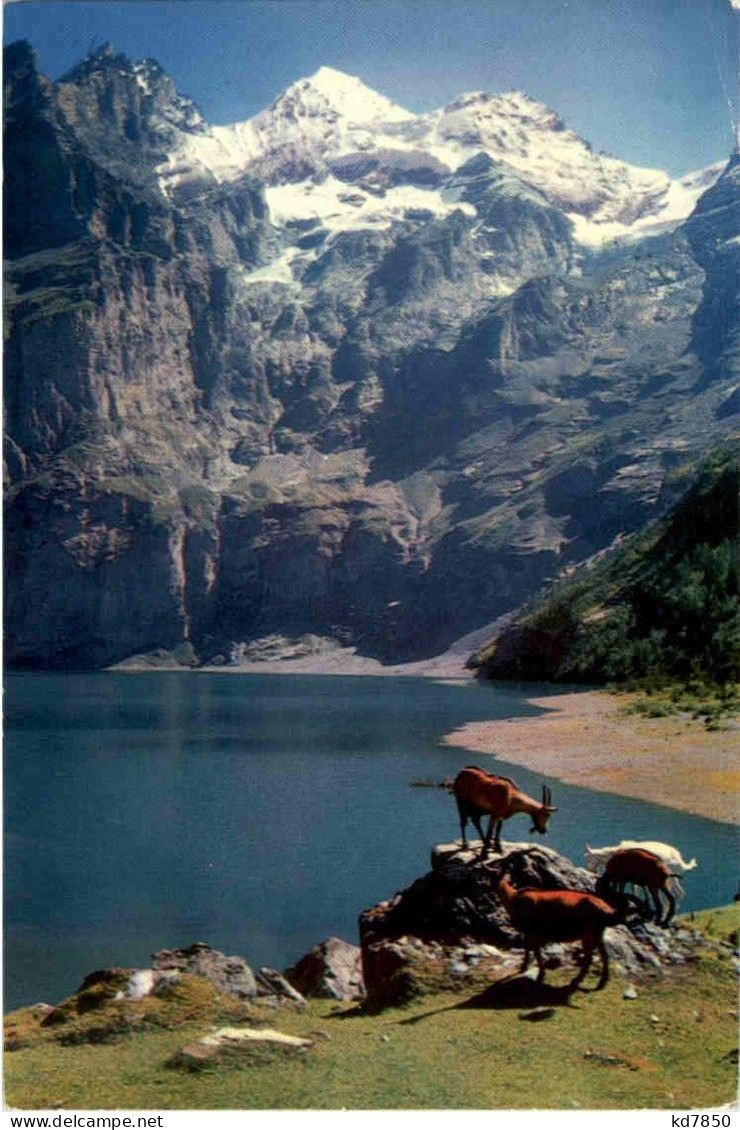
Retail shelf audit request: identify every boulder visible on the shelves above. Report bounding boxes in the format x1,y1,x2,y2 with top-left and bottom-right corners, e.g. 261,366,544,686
356,937,428,1008
255,967,306,1007
285,937,365,1001
150,943,305,1006
168,1025,313,1071
151,942,258,1000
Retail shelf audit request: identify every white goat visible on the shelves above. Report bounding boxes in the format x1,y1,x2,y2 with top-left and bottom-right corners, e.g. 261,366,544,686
584,840,698,875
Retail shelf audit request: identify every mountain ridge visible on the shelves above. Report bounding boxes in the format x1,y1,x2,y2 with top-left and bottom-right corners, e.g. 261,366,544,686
4,42,738,669
38,42,721,237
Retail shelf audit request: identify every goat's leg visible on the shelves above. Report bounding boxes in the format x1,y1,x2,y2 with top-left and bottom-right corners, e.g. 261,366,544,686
519,945,532,975
456,801,469,850
533,945,546,984
661,888,676,927
492,819,504,854
571,935,595,988
472,813,488,857
594,938,610,990
649,884,663,923
625,880,649,918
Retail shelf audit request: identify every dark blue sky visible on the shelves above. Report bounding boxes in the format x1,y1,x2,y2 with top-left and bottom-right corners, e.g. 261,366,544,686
5,0,739,175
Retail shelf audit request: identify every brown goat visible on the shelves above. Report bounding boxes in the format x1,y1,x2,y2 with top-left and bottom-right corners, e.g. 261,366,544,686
485,868,620,990
452,765,557,856
595,848,678,926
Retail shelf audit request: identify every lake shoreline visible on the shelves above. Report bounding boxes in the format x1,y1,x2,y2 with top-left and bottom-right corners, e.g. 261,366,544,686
110,644,478,679
109,653,740,824
442,689,740,826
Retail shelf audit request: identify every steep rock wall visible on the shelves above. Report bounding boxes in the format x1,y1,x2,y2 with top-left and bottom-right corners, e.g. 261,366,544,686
4,44,739,668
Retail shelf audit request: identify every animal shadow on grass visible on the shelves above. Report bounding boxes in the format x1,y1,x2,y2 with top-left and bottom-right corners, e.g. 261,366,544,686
394,973,580,1027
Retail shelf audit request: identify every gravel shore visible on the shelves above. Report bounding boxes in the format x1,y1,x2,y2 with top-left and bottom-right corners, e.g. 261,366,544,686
442,689,740,825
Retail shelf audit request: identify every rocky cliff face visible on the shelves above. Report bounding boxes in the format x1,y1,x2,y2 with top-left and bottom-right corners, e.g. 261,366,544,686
4,43,739,668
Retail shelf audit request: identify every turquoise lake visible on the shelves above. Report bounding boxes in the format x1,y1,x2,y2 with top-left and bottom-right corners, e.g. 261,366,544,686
4,672,737,1012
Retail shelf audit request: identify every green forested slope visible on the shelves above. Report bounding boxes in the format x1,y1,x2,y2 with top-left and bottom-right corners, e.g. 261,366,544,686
469,440,740,688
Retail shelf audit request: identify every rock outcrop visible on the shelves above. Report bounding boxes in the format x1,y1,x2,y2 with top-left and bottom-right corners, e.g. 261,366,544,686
358,843,706,1007
7,942,306,1048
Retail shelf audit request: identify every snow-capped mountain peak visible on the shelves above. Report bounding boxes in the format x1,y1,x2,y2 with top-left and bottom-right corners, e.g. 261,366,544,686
295,65,415,123
203,66,418,185
129,53,723,239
